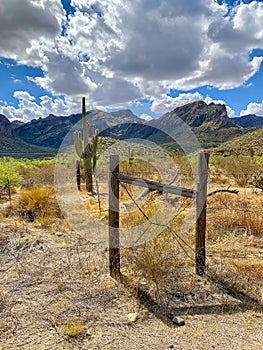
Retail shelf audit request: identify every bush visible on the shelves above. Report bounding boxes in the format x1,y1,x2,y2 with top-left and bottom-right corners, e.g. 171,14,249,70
61,319,87,337
0,158,23,190
251,170,263,191
211,155,260,187
15,186,61,225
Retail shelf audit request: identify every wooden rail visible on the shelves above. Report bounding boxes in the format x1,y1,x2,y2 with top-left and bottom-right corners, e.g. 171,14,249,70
108,152,209,279
115,173,196,199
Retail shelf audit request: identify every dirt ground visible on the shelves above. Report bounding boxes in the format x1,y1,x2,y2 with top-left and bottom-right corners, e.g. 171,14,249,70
0,212,262,350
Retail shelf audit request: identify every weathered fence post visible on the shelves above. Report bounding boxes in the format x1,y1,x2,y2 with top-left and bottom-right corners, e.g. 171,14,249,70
76,160,81,191
195,152,209,276
109,155,121,280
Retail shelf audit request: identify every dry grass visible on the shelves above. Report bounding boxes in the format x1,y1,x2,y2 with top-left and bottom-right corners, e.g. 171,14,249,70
19,161,55,187
207,192,263,237
13,186,61,226
1,154,263,349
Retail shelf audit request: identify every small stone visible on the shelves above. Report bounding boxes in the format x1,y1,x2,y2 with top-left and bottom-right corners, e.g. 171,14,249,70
56,232,63,237
172,316,185,326
169,345,174,349
126,312,138,323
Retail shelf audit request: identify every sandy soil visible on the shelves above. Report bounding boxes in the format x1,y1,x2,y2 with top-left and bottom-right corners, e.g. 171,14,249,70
0,213,262,350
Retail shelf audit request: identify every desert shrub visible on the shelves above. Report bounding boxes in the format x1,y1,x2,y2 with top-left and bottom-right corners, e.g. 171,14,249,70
61,319,87,337
211,155,260,187
18,159,55,187
123,231,181,299
15,186,61,225
251,170,263,191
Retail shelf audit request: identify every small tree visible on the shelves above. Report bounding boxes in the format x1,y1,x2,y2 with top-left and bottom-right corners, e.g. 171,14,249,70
0,161,22,201
74,97,99,192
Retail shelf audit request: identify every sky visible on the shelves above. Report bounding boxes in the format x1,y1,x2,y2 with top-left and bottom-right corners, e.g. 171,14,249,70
0,0,263,122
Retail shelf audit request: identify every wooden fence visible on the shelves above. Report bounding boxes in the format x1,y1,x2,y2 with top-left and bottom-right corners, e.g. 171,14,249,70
108,152,209,280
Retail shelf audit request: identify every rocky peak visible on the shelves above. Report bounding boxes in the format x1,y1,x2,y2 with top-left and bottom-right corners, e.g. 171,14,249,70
156,100,236,130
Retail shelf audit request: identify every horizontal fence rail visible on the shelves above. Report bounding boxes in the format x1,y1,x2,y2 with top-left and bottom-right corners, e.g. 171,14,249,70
115,173,196,199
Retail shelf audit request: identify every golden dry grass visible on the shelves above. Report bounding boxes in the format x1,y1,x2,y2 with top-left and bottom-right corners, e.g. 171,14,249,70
13,186,61,226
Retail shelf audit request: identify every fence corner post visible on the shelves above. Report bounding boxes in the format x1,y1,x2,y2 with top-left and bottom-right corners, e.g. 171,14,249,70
195,152,209,276
109,155,121,280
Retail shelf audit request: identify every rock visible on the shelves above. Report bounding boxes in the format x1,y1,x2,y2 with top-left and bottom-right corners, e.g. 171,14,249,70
126,312,138,323
172,316,185,326
55,232,63,237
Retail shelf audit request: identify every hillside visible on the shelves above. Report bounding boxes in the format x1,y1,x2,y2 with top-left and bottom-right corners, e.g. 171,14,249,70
213,127,263,155
0,136,57,158
0,114,56,158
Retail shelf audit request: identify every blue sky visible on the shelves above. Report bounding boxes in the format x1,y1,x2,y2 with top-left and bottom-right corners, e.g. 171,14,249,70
0,0,263,122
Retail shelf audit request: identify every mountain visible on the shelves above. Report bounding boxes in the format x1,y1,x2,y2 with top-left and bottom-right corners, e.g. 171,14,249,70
0,114,13,137
151,100,237,131
102,101,244,149
231,114,263,128
150,101,246,148
0,115,56,158
11,120,25,129
3,101,262,156
14,109,142,148
110,109,140,122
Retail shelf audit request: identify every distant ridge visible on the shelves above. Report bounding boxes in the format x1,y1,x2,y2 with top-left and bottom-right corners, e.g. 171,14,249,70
13,109,141,148
231,114,263,128
1,101,263,156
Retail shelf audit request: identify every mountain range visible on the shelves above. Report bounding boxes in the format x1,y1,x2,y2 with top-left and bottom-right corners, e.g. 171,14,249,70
1,101,262,157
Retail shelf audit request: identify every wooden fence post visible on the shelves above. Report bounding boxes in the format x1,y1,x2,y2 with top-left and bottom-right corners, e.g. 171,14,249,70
109,155,121,280
195,152,209,276
76,160,81,191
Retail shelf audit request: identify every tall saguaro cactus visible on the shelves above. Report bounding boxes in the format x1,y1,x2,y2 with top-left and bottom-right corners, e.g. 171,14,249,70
74,97,99,192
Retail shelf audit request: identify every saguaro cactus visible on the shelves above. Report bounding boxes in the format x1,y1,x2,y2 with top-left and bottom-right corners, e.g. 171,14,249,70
74,97,99,192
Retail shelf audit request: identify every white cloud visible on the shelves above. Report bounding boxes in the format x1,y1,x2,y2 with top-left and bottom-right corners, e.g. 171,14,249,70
0,91,80,122
240,101,263,116
0,0,65,66
151,92,204,114
0,0,263,109
140,113,153,121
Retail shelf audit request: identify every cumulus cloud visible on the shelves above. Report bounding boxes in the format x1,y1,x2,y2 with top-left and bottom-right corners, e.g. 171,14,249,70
0,0,263,111
0,91,80,122
151,92,204,114
240,101,263,116
0,0,65,66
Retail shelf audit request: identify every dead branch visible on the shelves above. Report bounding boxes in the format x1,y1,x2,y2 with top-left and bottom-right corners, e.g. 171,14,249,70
207,189,239,197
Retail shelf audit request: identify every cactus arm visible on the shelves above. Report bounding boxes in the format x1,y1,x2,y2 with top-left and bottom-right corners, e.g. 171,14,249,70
74,131,83,158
